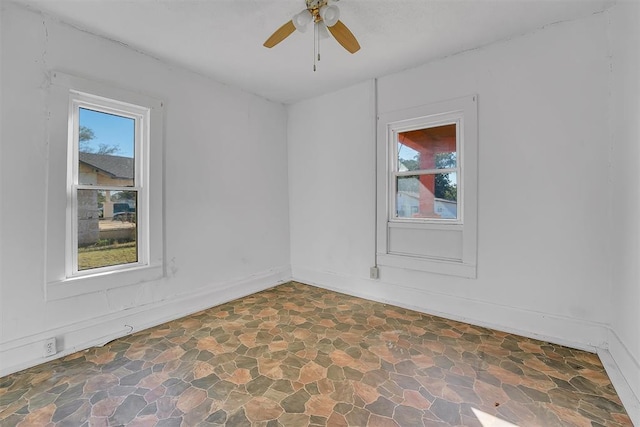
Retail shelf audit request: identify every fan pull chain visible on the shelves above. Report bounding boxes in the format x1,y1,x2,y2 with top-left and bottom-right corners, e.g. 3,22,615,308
313,22,318,72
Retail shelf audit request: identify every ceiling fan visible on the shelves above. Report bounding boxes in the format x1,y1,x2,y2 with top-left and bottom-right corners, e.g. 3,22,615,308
263,0,360,55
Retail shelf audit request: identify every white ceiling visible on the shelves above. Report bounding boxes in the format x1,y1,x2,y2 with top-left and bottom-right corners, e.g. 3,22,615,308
13,0,612,104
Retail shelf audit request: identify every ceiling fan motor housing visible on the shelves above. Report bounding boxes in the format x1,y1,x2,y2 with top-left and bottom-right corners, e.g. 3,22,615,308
306,0,324,9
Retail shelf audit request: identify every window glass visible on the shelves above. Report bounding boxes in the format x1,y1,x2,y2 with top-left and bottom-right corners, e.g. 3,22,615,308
77,189,138,271
78,108,135,186
397,124,457,171
73,102,142,274
395,173,457,219
394,123,458,220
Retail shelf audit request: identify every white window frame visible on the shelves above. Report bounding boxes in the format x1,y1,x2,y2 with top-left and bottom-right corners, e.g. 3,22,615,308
376,95,478,278
389,115,463,225
45,72,164,300
67,92,149,277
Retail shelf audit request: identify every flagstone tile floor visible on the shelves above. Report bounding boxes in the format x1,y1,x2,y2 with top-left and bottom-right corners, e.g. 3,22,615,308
0,282,632,426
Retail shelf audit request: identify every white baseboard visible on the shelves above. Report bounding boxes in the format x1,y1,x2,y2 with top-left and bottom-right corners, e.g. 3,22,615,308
599,330,640,426
292,267,607,353
0,266,291,377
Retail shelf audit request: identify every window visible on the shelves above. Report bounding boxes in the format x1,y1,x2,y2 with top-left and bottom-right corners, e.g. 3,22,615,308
69,94,148,275
45,72,164,300
393,123,460,222
376,95,478,278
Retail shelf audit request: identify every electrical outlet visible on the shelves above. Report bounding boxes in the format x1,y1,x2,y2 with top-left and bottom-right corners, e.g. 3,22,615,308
370,266,379,279
44,337,57,357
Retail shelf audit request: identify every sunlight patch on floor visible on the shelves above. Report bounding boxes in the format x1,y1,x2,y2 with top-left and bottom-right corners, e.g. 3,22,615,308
472,408,520,427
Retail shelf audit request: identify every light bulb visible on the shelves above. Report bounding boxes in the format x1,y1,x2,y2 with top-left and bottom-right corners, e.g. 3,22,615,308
319,5,340,27
317,22,330,40
292,9,312,32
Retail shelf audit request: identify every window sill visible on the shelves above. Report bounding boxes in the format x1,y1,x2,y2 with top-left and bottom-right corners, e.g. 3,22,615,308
46,264,164,301
388,221,464,231
377,253,477,279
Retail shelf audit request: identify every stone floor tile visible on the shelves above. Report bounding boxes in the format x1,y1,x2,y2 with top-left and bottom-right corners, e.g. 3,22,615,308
0,282,631,426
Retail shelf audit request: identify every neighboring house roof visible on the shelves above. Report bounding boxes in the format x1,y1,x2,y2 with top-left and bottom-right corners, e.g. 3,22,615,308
79,152,134,180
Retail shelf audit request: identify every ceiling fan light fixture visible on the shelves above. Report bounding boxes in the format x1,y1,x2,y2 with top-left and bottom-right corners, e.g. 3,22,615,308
293,9,313,32
263,0,360,56
316,22,330,40
319,5,340,27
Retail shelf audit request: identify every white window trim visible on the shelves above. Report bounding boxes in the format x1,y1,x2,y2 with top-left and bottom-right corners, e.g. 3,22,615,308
67,92,150,277
376,95,478,278
45,71,164,300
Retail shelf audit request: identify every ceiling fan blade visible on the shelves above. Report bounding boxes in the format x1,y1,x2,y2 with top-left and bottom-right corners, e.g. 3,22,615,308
263,20,296,48
328,20,360,54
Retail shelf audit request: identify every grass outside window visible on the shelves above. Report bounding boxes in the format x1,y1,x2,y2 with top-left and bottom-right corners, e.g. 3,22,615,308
78,242,137,270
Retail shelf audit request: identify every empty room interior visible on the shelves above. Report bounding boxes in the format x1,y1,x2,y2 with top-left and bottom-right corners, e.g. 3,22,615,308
1,0,639,425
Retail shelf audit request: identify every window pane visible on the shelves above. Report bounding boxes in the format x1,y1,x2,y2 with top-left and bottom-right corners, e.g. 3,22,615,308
77,189,138,270
396,173,458,219
78,108,135,186
397,124,457,171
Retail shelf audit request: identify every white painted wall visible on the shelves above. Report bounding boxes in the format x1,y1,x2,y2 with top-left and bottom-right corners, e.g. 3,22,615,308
291,11,611,350
288,81,376,283
289,9,640,422
0,2,290,374
607,0,640,419
0,1,4,360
